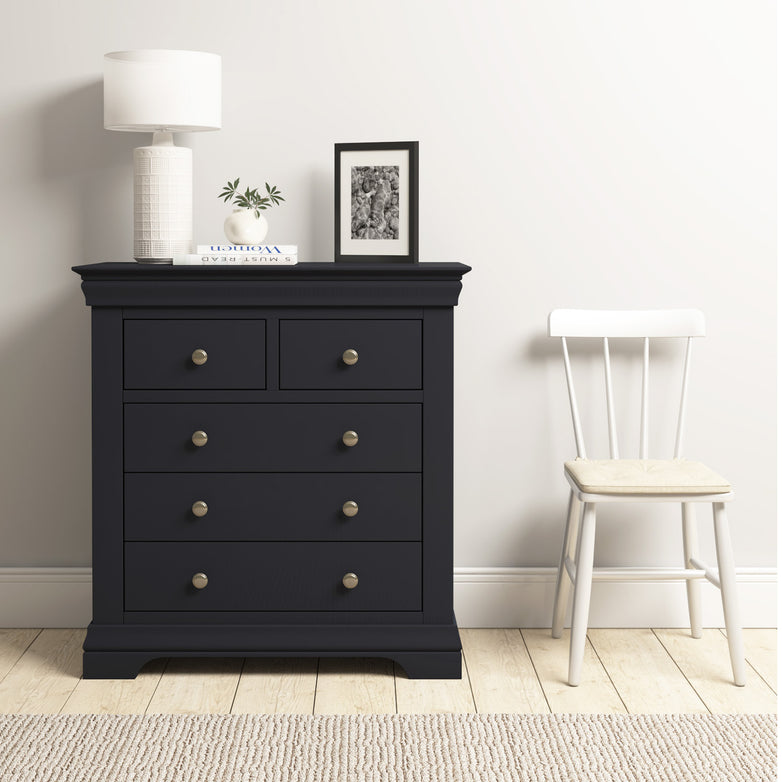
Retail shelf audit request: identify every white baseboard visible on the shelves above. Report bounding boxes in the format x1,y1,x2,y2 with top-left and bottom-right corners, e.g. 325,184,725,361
454,567,778,628
0,566,776,629
0,568,93,628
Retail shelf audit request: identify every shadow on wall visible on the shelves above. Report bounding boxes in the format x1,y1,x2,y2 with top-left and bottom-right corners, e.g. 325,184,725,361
0,293,92,566
0,80,136,567
307,167,333,259
39,79,136,261
507,502,572,569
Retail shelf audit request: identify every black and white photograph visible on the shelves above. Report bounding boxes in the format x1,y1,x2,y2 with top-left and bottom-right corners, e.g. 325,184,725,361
350,165,399,240
334,141,418,263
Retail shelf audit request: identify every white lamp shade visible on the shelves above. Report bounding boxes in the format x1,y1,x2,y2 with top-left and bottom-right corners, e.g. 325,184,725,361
104,49,221,132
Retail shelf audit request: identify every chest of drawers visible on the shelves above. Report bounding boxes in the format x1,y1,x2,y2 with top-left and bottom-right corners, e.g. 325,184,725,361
73,261,470,679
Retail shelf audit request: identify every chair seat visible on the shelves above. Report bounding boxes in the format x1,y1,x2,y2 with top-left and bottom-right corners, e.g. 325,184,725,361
564,458,731,495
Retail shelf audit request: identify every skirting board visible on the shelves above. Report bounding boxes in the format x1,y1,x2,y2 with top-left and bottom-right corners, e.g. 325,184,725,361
454,567,777,628
0,567,776,629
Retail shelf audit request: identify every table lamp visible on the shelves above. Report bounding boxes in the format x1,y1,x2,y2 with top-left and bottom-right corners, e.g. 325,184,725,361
103,50,221,263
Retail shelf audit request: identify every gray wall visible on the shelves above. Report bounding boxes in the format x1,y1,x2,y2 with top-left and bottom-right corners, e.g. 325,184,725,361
0,2,775,580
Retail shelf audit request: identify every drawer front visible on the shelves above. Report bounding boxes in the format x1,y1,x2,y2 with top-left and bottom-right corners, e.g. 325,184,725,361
124,320,266,389
124,404,421,472
124,542,422,611
279,320,421,389
125,474,422,541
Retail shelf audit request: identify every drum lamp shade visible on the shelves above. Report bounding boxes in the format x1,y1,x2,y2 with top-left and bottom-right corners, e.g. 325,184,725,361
104,49,221,132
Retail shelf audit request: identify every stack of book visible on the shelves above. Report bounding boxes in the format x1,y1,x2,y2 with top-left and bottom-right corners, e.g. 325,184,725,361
173,245,298,265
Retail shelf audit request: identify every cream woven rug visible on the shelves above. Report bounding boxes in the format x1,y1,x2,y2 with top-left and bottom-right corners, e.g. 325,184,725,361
0,712,775,781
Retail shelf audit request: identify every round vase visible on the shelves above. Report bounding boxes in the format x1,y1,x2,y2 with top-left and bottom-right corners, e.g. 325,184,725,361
224,209,269,244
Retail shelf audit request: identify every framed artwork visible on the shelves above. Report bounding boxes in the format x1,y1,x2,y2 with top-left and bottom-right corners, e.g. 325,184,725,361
334,141,419,263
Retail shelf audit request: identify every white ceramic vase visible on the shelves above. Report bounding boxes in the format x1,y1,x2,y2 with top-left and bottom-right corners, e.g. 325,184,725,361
224,208,269,244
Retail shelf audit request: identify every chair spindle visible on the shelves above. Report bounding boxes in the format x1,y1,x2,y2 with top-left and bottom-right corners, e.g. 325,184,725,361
561,337,586,459
603,338,619,459
674,337,693,459
640,336,650,459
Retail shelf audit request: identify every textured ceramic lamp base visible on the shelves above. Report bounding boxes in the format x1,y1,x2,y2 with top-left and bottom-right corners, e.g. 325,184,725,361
133,137,192,263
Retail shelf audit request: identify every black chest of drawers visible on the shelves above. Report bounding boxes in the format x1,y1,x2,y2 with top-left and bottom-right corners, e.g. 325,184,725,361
73,261,470,679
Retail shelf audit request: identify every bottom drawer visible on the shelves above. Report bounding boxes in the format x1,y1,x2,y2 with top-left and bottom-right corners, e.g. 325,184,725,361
125,542,421,612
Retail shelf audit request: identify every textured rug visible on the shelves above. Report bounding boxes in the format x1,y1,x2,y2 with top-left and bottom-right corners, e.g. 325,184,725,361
0,712,775,781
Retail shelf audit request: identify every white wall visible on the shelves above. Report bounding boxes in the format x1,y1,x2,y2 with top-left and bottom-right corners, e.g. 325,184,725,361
0,1,775,625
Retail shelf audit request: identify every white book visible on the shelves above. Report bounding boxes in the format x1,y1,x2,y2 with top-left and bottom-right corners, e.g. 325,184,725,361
173,254,298,265
196,244,298,254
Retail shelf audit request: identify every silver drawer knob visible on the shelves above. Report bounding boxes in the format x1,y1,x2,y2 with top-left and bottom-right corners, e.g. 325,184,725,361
191,500,208,518
342,430,359,447
191,430,208,447
342,572,359,589
191,348,208,366
342,500,359,517
192,572,209,589
342,348,359,366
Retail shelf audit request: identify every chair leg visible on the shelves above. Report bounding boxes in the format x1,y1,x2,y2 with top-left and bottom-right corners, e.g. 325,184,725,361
681,502,702,638
712,502,746,686
568,502,596,686
552,491,581,638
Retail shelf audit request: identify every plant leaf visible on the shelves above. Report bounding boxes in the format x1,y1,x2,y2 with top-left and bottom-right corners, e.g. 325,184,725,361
219,178,283,209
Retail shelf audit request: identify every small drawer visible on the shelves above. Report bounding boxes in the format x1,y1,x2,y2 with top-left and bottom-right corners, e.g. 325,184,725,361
124,403,421,472
124,542,422,611
125,474,422,541
124,320,266,389
279,320,421,389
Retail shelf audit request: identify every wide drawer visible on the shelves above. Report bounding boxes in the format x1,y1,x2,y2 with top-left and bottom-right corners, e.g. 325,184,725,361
279,320,421,389
124,320,266,389
124,542,422,611
124,404,421,472
124,474,422,541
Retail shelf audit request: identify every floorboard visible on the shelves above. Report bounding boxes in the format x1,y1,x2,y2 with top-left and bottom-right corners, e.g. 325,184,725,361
61,659,166,714
653,628,777,714
313,658,396,715
725,629,777,693
394,653,475,714
521,629,626,714
145,658,243,714
231,658,317,714
0,629,40,683
460,629,548,714
0,629,84,714
588,629,707,713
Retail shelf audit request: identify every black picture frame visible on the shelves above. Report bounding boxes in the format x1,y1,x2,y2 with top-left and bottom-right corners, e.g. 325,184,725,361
334,141,419,263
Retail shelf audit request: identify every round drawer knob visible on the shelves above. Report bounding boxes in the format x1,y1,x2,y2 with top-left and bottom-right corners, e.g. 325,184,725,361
192,572,209,590
191,348,208,366
342,430,359,447
191,430,208,447
342,348,359,366
342,500,359,518
342,572,359,589
191,500,209,518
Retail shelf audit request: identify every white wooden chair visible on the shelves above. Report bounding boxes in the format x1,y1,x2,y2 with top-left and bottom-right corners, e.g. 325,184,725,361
548,309,745,687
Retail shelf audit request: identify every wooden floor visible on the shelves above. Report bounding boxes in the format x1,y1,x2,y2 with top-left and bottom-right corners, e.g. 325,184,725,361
0,628,775,715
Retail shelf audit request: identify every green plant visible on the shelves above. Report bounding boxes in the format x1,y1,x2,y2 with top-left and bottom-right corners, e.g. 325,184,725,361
219,178,285,218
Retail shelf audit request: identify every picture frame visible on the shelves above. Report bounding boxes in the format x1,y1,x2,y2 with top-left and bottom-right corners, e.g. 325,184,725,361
334,141,419,263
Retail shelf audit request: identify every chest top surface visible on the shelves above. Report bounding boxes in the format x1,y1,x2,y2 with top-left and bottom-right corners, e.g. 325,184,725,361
72,262,471,308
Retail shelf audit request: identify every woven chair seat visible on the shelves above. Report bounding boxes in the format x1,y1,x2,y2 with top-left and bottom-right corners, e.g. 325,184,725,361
565,458,731,495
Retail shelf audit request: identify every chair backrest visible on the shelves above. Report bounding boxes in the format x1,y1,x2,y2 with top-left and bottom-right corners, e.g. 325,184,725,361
548,309,706,460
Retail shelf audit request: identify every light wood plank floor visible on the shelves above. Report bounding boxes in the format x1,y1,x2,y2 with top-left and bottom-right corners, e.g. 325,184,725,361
0,628,774,715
